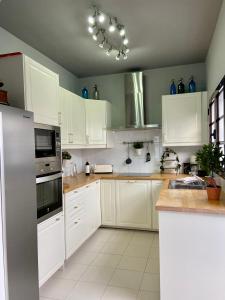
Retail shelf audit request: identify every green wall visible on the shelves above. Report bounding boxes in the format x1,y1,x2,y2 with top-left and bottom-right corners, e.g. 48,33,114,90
78,63,206,128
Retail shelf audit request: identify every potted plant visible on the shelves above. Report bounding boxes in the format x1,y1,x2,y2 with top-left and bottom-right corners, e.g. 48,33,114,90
62,151,72,170
133,142,144,156
196,144,224,200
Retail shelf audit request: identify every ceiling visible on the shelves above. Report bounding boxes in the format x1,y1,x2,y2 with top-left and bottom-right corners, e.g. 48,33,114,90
0,0,222,77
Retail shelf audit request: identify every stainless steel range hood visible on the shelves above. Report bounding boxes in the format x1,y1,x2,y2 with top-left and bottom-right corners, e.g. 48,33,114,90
124,72,159,129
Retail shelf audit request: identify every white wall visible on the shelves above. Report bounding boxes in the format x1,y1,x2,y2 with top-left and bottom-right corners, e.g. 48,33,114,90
206,0,225,97
67,130,200,174
78,63,206,128
0,26,79,93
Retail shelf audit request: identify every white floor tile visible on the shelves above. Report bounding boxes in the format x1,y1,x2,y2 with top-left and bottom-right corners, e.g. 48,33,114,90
138,290,160,300
40,297,52,300
140,273,160,292
118,256,148,272
66,282,106,300
124,244,151,258
82,237,106,252
55,263,88,280
149,247,159,258
102,286,138,300
68,249,98,265
109,269,143,290
130,232,154,247
92,253,122,268
80,265,115,284
145,258,160,274
40,277,76,300
101,241,128,255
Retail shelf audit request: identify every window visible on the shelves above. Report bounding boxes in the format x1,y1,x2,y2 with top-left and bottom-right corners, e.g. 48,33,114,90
209,76,225,156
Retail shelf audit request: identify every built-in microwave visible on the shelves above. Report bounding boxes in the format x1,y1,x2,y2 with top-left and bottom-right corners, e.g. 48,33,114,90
34,123,61,176
36,172,62,223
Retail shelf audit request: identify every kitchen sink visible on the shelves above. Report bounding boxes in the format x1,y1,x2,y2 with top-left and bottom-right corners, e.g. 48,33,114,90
168,179,206,190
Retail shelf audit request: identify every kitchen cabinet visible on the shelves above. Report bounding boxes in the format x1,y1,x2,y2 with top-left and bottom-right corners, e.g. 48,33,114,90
116,180,152,229
0,53,60,126
64,181,101,259
151,180,163,230
101,180,116,226
59,87,86,147
162,92,208,146
37,212,64,287
85,100,112,146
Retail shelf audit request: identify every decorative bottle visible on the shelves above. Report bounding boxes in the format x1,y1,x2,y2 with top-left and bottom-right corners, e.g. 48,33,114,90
85,162,90,176
177,78,185,94
170,79,176,95
92,84,100,100
82,87,89,99
188,76,196,93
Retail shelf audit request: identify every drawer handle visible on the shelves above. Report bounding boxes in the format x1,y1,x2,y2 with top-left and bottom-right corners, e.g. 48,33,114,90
86,186,89,188
56,218,60,221
74,221,78,224
74,190,78,193
74,206,78,209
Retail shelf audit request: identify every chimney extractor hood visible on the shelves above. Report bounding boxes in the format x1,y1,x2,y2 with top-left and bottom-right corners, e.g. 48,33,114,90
124,72,159,129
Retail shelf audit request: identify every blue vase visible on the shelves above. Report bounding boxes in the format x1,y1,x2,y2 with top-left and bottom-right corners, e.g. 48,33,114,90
188,76,196,93
82,87,89,99
170,80,176,95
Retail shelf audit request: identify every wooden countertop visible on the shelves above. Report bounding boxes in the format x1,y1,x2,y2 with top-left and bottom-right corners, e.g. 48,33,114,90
63,173,225,215
63,173,181,193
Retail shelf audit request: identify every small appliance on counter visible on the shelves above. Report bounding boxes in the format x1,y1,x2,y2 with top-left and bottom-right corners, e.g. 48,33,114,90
94,164,113,174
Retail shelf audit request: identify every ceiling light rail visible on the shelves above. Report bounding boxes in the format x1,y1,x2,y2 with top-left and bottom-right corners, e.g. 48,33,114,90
87,5,130,60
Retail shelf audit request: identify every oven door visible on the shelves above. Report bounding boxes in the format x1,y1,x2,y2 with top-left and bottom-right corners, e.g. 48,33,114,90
35,127,56,158
36,172,62,223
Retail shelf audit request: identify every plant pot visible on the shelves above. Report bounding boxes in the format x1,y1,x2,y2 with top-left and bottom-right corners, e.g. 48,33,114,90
135,148,143,156
197,170,207,177
206,186,221,201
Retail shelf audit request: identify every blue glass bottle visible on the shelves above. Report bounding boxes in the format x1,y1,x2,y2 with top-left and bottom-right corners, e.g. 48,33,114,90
188,76,196,93
170,80,176,95
82,87,89,99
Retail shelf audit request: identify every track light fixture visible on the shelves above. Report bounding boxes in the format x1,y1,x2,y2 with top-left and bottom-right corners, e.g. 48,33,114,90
87,6,130,60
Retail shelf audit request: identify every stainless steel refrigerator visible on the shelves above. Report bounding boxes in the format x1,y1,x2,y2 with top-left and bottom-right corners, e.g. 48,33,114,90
0,105,39,300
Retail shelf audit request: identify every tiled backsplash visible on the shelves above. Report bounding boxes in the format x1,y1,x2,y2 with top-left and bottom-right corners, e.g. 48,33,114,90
67,129,200,174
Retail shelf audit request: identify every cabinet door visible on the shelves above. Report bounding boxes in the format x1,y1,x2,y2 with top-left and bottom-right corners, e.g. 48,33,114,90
101,180,116,226
116,180,151,229
162,92,202,146
70,94,86,145
85,101,107,145
152,180,163,230
59,87,70,145
24,56,59,126
38,213,64,286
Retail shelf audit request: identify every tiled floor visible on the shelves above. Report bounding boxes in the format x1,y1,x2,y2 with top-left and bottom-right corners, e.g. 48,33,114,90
40,228,160,300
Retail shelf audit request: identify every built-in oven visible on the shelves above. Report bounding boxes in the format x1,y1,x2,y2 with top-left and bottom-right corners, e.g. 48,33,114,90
36,172,62,223
34,123,61,176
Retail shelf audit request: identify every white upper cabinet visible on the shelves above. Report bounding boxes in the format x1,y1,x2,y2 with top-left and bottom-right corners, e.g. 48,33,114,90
85,100,111,146
0,54,60,126
59,87,86,147
116,180,151,229
162,92,208,146
24,56,59,126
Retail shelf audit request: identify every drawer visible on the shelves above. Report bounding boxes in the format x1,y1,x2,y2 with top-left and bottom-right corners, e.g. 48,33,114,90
66,209,86,225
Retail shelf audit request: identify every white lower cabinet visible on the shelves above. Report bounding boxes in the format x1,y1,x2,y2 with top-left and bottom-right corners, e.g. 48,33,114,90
101,179,163,230
152,180,163,230
101,180,116,226
64,181,101,259
37,212,65,287
116,180,152,229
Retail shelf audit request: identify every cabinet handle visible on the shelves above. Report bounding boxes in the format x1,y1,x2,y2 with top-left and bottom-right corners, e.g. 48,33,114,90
86,185,90,188
74,206,78,209
74,221,78,224
74,190,78,194
128,180,136,183
58,112,62,125
86,134,90,144
56,218,60,221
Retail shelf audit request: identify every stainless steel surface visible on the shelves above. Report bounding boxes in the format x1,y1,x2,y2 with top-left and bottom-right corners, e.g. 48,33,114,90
34,123,61,176
0,106,39,300
36,172,62,184
168,179,206,190
124,72,160,129
37,207,62,224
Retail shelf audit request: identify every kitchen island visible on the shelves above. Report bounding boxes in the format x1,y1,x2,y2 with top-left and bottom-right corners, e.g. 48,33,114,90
156,179,225,300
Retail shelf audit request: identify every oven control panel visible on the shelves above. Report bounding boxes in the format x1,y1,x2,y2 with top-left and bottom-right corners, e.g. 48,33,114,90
36,160,61,176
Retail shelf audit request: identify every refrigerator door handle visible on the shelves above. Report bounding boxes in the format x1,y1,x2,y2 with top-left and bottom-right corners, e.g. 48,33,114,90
36,172,62,184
